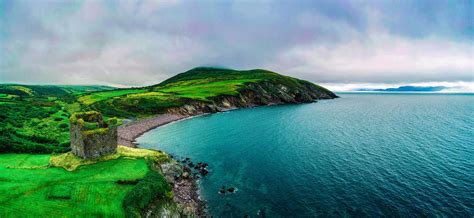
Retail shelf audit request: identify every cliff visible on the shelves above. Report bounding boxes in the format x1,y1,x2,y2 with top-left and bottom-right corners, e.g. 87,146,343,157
166,80,336,115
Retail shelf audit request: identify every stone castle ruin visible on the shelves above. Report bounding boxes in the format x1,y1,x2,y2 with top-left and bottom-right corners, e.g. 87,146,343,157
70,111,118,159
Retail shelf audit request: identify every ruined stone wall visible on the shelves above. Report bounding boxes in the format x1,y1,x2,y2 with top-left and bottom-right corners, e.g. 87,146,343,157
70,111,117,159
70,122,86,157
81,126,117,159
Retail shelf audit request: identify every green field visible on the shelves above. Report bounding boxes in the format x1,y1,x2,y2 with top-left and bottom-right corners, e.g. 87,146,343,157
78,89,147,105
0,84,114,98
0,146,172,217
157,78,260,100
0,154,147,217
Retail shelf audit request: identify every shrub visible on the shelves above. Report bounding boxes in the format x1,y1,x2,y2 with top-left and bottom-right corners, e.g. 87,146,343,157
122,170,172,217
116,179,141,185
30,134,58,144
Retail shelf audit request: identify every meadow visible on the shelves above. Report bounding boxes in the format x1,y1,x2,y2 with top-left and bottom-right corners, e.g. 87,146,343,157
78,88,148,105
0,146,172,217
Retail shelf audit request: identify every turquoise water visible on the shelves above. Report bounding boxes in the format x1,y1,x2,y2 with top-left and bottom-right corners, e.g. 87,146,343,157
137,93,474,217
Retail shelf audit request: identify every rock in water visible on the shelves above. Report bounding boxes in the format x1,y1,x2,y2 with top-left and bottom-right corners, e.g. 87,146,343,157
199,169,208,176
219,186,226,194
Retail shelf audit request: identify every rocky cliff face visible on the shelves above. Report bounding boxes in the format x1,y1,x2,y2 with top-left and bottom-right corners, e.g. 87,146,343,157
167,80,337,115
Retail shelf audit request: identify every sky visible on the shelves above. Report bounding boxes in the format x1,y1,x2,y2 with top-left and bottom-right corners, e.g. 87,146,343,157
0,0,473,91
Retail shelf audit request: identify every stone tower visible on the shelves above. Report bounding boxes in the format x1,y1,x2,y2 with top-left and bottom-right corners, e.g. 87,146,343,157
69,111,118,159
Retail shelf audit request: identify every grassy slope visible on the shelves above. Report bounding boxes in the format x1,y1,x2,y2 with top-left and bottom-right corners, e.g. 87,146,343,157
0,154,147,217
0,84,114,97
77,88,147,105
0,146,171,217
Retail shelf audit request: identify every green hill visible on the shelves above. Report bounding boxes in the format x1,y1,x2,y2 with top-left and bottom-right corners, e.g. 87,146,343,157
88,67,337,118
0,84,114,97
0,67,336,153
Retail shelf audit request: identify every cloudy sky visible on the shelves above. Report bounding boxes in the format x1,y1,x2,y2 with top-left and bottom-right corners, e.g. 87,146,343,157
0,0,473,90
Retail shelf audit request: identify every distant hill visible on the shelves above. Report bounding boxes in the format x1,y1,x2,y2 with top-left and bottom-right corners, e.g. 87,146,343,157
0,84,115,97
356,86,446,92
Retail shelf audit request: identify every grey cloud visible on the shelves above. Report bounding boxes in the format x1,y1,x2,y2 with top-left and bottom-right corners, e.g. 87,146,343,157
0,0,472,86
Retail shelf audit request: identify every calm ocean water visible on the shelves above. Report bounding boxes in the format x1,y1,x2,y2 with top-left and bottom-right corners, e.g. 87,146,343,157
137,93,474,217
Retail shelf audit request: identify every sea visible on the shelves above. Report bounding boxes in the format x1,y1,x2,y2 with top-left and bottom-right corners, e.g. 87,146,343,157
137,93,474,217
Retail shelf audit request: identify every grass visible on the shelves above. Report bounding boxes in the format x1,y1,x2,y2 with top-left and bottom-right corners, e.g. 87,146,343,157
0,146,171,217
158,79,259,100
9,85,34,95
0,98,70,153
0,154,148,217
0,84,114,97
50,145,169,171
16,104,71,144
0,94,17,99
0,94,17,105
77,89,147,105
54,85,114,95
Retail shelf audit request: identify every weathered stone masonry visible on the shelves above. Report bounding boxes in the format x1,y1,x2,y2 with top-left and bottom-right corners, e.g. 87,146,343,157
70,111,117,159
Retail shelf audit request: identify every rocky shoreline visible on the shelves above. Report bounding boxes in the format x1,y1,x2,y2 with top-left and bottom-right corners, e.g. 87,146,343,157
157,159,208,216
118,113,208,216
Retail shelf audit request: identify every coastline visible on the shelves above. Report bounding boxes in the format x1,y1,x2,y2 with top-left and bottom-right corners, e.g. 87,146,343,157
118,113,207,216
116,98,336,216
116,106,284,216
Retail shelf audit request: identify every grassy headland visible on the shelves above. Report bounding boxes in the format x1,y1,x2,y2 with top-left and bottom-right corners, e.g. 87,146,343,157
91,67,336,118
